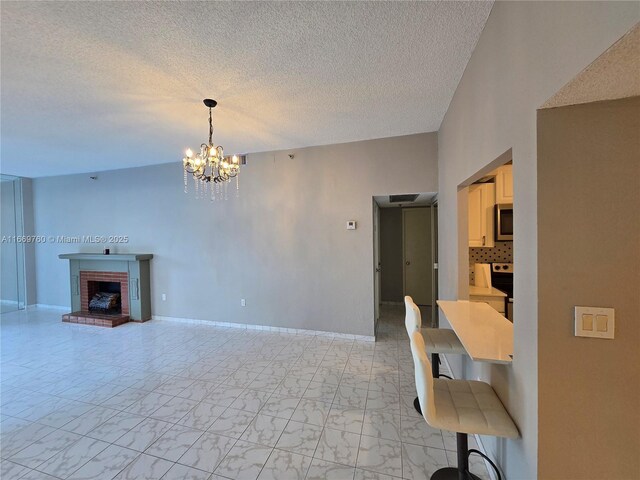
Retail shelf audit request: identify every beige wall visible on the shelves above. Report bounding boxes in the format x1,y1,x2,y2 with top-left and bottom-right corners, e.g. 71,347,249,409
437,2,639,478
32,133,437,337
537,97,640,479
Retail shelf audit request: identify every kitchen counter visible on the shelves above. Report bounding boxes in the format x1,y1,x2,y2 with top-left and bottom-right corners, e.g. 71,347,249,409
437,300,513,364
469,285,507,297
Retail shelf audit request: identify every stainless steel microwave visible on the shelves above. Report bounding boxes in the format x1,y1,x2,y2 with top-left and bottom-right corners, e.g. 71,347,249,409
495,204,513,241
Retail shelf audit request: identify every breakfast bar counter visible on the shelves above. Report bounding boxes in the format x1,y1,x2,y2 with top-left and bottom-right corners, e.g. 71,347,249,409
437,300,513,364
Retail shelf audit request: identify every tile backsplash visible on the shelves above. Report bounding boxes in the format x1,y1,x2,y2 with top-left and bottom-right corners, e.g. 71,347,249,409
469,241,513,284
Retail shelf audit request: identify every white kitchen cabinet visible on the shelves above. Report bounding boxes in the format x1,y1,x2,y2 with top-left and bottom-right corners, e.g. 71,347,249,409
468,183,495,247
495,164,514,204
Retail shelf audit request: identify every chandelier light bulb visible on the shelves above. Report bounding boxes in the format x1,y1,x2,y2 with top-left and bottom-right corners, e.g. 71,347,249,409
232,155,239,164
185,148,193,158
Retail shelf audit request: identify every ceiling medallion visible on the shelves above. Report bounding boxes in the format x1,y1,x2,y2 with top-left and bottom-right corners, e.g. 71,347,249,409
182,99,244,201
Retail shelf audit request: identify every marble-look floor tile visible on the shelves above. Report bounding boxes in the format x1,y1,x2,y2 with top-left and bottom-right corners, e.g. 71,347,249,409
151,396,198,423
401,443,449,480
303,381,338,402
15,469,60,480
177,432,236,472
61,406,120,436
36,402,94,429
400,415,445,449
145,423,204,462
334,386,368,409
207,407,256,439
223,368,260,388
112,453,173,480
9,429,82,469
290,399,332,426
325,405,365,434
273,377,310,397
365,391,400,413
113,417,173,452
240,413,288,447
86,411,145,443
160,463,211,480
259,394,301,420
305,458,356,480
214,440,272,480
67,444,139,480
275,420,323,457
204,385,245,407
230,389,272,413
356,435,402,477
257,449,312,480
361,411,401,442
248,374,286,393
178,401,226,430
0,460,30,480
152,377,194,396
354,468,396,480
38,436,110,478
125,392,173,416
0,422,56,458
314,427,360,467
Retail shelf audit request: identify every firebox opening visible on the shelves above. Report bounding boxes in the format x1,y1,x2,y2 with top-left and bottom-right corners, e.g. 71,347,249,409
88,281,122,315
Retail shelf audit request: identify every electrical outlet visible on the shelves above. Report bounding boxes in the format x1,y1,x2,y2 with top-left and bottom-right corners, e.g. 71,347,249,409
161,293,166,301
241,299,246,307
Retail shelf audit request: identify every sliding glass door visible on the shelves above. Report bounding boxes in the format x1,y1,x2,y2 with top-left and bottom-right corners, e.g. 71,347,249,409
1,175,26,313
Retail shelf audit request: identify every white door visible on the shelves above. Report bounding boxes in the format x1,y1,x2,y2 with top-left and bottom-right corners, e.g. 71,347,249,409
373,200,381,329
403,207,432,306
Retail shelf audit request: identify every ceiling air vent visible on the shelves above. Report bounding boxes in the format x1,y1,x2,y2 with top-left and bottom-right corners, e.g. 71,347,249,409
389,194,419,204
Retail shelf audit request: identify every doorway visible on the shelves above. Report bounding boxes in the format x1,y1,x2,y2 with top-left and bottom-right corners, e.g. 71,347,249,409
374,193,437,329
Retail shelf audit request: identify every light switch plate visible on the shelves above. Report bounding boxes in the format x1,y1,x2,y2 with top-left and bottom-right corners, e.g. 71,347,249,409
575,306,615,339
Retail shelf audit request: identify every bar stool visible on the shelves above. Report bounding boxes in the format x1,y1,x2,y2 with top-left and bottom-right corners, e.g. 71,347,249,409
404,296,466,413
409,330,519,480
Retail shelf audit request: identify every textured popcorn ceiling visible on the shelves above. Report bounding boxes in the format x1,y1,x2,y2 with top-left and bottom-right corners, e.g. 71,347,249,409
542,23,640,109
0,1,492,177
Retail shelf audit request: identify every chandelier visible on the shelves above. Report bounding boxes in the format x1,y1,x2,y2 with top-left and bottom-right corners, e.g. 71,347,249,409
182,99,242,201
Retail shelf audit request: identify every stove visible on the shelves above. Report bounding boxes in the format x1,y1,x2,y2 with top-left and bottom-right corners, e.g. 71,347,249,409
491,263,513,321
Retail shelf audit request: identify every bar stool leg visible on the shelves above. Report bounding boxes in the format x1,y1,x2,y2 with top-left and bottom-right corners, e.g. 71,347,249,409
430,433,481,480
432,353,440,377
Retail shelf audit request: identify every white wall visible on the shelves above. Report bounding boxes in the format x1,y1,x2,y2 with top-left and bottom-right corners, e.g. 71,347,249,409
437,2,638,478
33,133,437,337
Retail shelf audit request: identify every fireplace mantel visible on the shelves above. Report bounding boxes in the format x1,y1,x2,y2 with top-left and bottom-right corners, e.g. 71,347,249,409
59,252,153,326
59,253,153,261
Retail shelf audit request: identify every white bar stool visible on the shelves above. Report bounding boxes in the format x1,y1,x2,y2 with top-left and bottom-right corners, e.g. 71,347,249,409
404,296,466,413
410,330,519,480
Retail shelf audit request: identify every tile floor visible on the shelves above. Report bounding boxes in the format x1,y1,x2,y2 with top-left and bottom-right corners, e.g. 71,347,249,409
0,306,490,480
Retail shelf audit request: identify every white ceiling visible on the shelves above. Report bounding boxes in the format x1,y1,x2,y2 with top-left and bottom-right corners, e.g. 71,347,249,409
0,1,492,178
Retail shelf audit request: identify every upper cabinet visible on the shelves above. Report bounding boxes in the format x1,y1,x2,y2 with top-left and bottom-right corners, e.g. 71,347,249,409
468,183,495,248
495,164,513,204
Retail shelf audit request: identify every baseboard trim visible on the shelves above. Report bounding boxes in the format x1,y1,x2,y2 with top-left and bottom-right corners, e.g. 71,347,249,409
31,304,69,311
440,355,500,480
152,314,375,342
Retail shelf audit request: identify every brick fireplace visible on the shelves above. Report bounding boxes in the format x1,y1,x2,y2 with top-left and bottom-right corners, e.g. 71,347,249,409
59,253,153,328
80,271,129,315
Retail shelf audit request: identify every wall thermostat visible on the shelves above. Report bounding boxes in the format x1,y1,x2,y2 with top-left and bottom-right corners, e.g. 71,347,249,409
347,221,357,230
